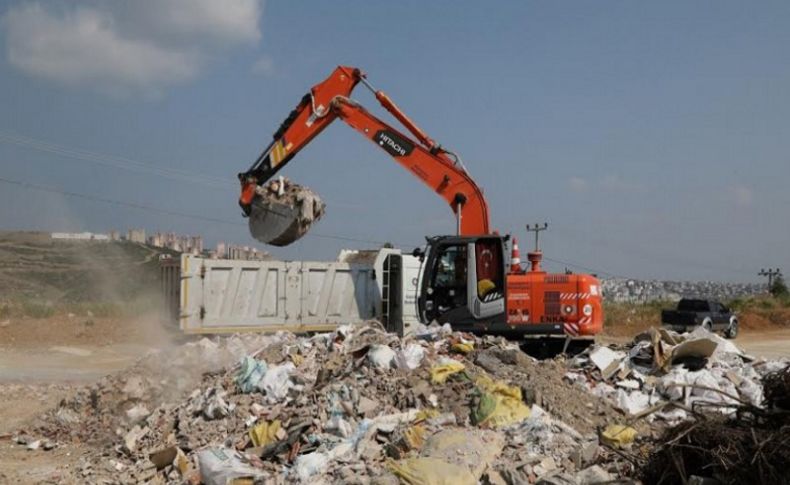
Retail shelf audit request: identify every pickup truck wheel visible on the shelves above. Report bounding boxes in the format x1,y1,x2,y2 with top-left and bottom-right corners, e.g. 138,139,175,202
701,318,713,332
725,318,739,339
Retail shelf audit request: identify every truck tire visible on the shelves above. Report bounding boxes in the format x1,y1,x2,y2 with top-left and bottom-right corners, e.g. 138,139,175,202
725,317,739,339
701,318,713,332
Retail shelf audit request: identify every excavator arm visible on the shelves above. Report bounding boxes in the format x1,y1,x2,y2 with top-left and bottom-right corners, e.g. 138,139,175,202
239,65,490,236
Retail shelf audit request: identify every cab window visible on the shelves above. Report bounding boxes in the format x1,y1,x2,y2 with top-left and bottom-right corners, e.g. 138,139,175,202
433,244,467,289
475,239,504,299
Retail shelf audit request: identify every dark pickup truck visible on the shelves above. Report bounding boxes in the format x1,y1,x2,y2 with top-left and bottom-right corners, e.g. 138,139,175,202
661,298,739,338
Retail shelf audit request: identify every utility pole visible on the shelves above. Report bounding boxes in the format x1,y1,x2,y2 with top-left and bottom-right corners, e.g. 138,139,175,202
759,268,782,291
526,223,548,251
525,223,549,273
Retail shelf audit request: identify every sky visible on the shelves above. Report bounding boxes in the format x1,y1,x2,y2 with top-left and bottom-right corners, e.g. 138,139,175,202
0,0,788,283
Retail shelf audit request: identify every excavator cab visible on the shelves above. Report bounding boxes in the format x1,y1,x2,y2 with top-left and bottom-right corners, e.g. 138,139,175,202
419,235,507,325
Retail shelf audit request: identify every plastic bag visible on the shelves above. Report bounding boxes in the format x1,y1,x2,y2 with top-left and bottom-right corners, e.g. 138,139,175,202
197,447,265,485
472,375,531,428
430,361,466,384
451,341,474,354
260,362,295,403
368,344,396,369
235,356,268,393
248,420,282,447
388,457,476,485
395,344,425,370
294,452,330,481
601,424,636,448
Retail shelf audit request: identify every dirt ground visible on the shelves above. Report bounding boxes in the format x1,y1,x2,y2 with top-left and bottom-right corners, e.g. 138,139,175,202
0,312,183,484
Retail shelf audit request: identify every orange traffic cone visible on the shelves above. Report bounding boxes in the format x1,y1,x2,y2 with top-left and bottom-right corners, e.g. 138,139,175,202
510,237,522,273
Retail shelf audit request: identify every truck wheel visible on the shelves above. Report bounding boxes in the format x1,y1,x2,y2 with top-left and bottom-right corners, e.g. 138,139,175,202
725,318,739,339
701,318,713,332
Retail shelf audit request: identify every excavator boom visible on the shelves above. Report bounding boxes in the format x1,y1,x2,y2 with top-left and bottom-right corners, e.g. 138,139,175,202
239,66,490,239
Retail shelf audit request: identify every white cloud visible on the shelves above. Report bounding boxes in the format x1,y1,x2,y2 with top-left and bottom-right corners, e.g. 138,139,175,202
568,176,588,192
251,56,275,76
2,1,263,95
733,186,753,207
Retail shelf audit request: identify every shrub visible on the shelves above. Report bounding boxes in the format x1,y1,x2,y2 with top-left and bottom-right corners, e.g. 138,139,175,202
771,274,789,298
21,300,55,319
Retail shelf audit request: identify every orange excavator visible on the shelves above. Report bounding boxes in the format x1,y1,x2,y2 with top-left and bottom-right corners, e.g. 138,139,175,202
238,66,603,338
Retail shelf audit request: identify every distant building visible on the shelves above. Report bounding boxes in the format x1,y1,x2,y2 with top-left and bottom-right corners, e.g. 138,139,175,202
216,242,227,258
51,232,109,241
146,231,203,255
127,228,146,244
109,230,120,241
226,244,269,261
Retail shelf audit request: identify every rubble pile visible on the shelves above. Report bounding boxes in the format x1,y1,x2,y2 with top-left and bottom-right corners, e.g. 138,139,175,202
248,176,326,246
22,323,631,484
641,364,790,484
30,333,287,447
565,327,789,423
561,328,790,483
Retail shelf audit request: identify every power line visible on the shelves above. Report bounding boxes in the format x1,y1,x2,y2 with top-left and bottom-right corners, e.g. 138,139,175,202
0,130,234,189
0,130,403,213
0,176,414,248
541,255,633,280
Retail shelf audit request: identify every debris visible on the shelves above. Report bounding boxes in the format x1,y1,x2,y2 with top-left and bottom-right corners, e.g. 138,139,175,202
125,404,150,423
588,347,624,379
368,344,397,369
173,447,191,475
259,362,296,403
395,344,425,370
193,386,234,420
670,336,718,364
248,420,282,447
575,465,612,484
419,429,504,480
600,424,636,448
235,356,268,393
533,456,558,477
472,375,531,428
357,396,380,416
763,364,790,410
198,447,267,485
123,425,149,454
575,326,771,420
38,321,789,483
149,446,179,470
389,456,476,485
294,452,330,481
641,414,790,485
430,360,466,384
451,341,475,354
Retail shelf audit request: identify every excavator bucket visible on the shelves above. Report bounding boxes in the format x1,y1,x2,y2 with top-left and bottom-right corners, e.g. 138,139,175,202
247,178,325,247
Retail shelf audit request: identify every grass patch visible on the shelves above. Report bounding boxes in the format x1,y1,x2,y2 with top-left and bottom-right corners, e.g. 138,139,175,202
20,300,55,319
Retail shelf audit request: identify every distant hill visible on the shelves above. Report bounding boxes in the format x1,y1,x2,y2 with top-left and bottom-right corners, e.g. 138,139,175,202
0,231,176,304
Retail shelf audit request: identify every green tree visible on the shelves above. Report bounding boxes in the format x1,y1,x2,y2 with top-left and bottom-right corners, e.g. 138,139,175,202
770,273,789,298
